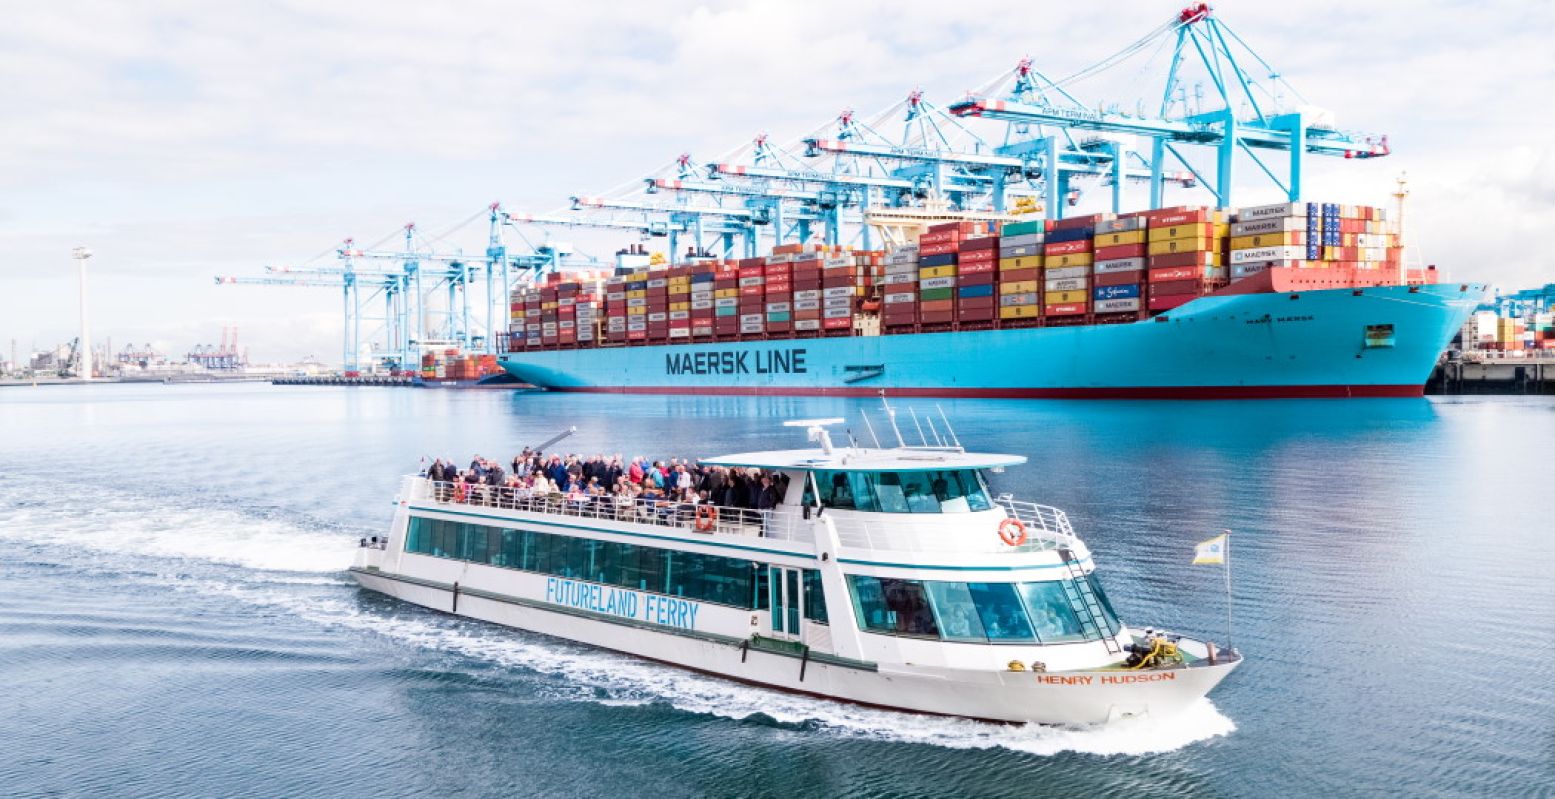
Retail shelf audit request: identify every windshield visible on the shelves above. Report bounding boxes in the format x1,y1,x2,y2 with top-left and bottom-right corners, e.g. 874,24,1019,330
810,469,992,513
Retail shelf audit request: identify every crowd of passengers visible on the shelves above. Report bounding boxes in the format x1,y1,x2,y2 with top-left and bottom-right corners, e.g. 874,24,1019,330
424,450,790,520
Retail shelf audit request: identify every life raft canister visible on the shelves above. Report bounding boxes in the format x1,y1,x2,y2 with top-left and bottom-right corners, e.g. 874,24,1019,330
998,517,1027,547
695,504,719,532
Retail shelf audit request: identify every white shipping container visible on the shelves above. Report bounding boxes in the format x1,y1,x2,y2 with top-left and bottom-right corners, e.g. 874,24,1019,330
669,310,689,321
1045,265,1090,280
822,255,852,269
823,286,855,298
740,322,765,333
691,299,713,310
627,297,647,307
823,296,852,309
1095,216,1148,233
647,278,668,288
882,273,916,285
738,276,765,287
1094,257,1147,274
1000,292,1039,306
765,302,792,313
823,307,852,319
1000,233,1044,248
648,312,667,322
884,292,917,304
794,299,821,311
765,253,797,264
794,319,822,331
714,297,738,308
1046,277,1089,292
888,244,920,259
1230,263,1272,279
999,245,1041,258
1230,246,1305,264
627,321,647,331
920,276,957,290
668,328,691,339
1095,297,1141,313
1236,201,1307,221
740,314,763,324
885,261,920,274
1229,217,1305,237
793,289,822,301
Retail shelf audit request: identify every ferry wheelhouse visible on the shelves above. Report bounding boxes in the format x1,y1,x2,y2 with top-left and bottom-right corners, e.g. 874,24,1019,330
350,420,1240,725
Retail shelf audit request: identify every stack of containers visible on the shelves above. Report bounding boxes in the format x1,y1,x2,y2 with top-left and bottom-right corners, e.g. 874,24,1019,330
918,224,961,327
956,232,999,326
574,281,598,346
603,276,627,344
556,281,580,347
715,262,742,338
1228,201,1312,280
690,264,716,338
820,251,856,332
667,268,692,341
996,219,1043,325
791,251,823,333
539,284,559,347
1146,207,1228,312
644,271,669,342
624,269,648,343
881,245,919,332
1091,211,1150,322
1044,215,1102,324
765,251,794,336
737,257,766,336
509,286,529,349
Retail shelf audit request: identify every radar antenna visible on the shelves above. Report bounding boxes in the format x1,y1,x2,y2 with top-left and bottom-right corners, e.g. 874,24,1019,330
783,418,847,454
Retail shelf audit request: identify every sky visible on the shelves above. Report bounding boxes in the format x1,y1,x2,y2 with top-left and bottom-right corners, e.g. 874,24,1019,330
2,0,1551,364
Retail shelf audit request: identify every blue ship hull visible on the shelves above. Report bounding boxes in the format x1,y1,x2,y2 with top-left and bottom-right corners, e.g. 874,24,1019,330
498,283,1484,398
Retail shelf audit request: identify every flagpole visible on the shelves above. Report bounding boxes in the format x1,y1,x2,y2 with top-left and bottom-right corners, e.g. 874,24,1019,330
1223,529,1233,653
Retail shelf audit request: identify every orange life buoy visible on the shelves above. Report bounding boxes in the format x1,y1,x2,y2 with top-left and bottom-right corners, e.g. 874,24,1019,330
695,504,718,532
998,518,1027,547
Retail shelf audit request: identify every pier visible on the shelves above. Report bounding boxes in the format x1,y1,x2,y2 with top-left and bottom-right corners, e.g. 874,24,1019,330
1428,356,1555,395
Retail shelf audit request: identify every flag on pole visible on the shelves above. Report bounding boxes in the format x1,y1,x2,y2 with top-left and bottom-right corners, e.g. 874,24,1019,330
1193,533,1228,565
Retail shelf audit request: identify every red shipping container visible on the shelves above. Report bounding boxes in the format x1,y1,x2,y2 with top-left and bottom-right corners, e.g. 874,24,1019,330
920,299,954,313
1149,265,1217,282
767,321,792,334
920,241,959,257
822,316,853,330
1044,302,1088,316
958,271,996,286
1050,214,1104,232
740,285,763,297
959,237,1000,252
1095,270,1143,287
957,307,995,321
957,297,996,311
1045,239,1093,256
959,260,996,276
738,266,764,278
1148,293,1197,311
791,279,821,291
919,230,959,246
1148,251,1219,268
1150,279,1212,296
822,276,855,289
920,310,955,324
1000,267,1040,282
959,248,997,264
1146,207,1213,227
1094,243,1147,261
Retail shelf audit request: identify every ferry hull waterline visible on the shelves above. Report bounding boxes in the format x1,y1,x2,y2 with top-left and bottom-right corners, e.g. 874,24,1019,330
499,283,1483,398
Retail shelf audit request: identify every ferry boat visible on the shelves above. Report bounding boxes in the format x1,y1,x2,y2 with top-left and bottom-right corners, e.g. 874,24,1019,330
350,419,1241,725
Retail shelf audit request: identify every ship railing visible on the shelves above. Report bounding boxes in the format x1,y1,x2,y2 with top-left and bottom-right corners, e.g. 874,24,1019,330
415,479,804,539
993,495,1078,544
823,505,1074,555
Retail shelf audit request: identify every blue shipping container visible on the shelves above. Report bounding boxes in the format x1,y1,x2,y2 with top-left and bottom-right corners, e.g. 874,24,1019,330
1045,226,1096,244
1093,284,1141,301
920,253,958,267
958,284,996,299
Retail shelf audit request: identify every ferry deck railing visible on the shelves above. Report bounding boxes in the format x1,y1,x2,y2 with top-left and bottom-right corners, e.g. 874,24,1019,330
413,479,1078,555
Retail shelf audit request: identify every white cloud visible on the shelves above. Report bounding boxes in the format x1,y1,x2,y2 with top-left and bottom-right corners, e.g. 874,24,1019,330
1,0,1551,362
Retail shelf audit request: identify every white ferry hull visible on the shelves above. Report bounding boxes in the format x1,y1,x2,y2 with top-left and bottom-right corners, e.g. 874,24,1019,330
351,566,1238,726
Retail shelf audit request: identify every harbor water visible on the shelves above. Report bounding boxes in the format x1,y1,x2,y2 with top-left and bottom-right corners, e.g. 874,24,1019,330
1,384,1551,797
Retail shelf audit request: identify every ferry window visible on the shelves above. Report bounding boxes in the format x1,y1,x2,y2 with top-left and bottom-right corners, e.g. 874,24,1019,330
966,582,1036,642
405,517,430,554
434,520,457,558
923,470,992,512
1017,582,1088,643
753,566,770,611
500,529,522,568
848,576,939,638
803,570,828,624
925,582,987,642
1086,574,1122,636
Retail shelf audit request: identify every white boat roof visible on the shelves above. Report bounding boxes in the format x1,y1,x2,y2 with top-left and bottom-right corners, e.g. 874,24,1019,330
701,446,1026,472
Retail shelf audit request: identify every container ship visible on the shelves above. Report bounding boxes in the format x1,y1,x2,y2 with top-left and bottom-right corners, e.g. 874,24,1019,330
499,202,1485,398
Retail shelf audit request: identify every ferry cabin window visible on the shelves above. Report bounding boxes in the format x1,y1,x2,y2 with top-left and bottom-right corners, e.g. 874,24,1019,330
812,470,992,513
847,575,1113,644
405,516,827,620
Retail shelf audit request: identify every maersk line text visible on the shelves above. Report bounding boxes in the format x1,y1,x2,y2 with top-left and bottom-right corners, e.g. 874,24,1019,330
665,349,808,376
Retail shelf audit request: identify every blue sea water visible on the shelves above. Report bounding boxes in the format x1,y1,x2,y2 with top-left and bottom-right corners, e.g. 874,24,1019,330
0,383,1551,798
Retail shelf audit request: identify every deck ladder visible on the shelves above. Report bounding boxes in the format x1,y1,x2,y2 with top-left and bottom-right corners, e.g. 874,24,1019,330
1058,548,1122,654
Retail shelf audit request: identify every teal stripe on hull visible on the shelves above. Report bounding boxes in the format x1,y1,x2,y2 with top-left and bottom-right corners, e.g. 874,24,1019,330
499,284,1484,398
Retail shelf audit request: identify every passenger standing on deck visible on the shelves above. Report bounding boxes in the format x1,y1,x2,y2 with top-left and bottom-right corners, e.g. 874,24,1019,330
628,457,644,484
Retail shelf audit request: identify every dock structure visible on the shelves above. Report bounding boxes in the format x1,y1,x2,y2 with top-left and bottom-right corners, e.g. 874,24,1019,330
1428,357,1555,395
